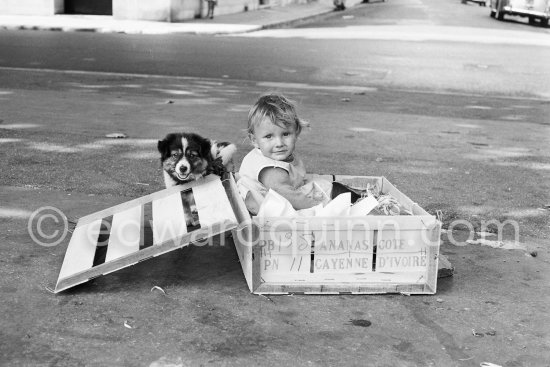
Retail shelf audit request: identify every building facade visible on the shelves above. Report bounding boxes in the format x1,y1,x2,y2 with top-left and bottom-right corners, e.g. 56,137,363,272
1,0,313,21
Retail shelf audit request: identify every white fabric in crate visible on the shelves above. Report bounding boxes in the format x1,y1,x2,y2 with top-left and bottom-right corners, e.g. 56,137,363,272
257,189,324,217
257,190,377,218
315,192,351,216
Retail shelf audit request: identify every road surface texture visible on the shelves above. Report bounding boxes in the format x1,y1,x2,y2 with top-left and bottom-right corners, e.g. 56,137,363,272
0,0,549,366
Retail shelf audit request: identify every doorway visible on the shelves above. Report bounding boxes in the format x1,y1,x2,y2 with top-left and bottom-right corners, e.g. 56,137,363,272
64,0,113,15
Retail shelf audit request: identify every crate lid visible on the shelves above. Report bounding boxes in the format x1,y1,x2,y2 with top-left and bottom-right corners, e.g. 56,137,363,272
54,175,238,293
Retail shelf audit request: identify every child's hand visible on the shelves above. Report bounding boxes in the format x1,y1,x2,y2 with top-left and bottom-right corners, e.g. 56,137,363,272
259,167,320,210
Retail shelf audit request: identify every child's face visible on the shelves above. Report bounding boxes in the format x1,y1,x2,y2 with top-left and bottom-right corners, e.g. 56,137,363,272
251,118,298,162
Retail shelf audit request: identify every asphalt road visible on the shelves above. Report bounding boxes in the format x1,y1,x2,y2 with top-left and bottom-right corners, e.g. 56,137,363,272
1,0,549,97
1,0,549,366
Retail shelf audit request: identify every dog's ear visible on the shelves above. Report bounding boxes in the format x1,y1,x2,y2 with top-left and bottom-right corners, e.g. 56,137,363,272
157,139,166,153
197,135,212,161
157,136,171,161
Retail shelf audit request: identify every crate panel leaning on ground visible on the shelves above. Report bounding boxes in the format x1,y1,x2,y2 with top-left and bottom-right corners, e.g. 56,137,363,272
54,175,238,293
228,174,441,295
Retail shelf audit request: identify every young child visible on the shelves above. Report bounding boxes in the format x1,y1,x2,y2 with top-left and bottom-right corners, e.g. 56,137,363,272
237,92,331,215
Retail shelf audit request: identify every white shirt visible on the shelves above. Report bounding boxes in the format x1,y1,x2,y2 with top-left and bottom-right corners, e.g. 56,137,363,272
238,148,307,189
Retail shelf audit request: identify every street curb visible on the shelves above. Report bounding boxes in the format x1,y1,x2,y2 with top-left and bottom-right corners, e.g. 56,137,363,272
1,25,97,33
0,23,262,35
259,3,371,31
259,9,337,31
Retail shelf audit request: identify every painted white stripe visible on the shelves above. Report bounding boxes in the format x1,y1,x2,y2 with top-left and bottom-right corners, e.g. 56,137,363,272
0,66,208,82
0,138,25,144
105,205,142,262
231,25,550,47
0,123,40,129
0,208,33,219
256,82,376,93
192,178,237,227
1,66,547,102
57,219,102,279
151,192,187,245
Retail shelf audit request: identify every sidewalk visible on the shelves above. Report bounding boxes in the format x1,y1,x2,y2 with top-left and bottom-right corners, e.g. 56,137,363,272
0,2,336,35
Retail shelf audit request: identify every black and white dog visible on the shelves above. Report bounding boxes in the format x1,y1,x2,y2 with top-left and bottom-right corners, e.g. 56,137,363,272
157,132,236,188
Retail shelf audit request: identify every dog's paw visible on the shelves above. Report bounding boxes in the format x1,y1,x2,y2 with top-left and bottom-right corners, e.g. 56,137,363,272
209,157,227,177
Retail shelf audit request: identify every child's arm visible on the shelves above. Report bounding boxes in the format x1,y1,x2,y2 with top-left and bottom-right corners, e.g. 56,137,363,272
259,167,320,210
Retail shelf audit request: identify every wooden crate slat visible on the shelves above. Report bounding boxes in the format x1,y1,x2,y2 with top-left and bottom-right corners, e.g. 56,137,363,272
105,205,142,262
224,176,255,291
252,216,438,231
312,228,374,274
256,227,312,276
258,268,427,284
77,175,218,226
152,192,187,245
376,229,431,273
193,177,237,227
57,219,102,280
254,282,429,295
426,222,441,293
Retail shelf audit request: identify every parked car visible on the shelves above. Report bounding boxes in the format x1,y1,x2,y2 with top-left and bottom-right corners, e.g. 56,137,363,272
489,0,550,26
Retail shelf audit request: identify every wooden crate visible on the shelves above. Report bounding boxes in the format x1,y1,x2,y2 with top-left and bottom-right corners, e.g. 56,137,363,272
227,174,441,295
54,174,440,295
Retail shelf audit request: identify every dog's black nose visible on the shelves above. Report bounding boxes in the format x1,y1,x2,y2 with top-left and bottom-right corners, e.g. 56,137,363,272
179,166,188,174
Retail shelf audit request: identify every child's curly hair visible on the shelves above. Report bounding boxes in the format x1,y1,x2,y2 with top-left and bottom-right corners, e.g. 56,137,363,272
247,92,310,137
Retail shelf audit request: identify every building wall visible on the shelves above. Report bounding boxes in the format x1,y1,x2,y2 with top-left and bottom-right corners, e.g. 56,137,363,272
0,0,356,20
0,0,63,15
135,0,262,21
112,0,258,21
167,0,199,22
113,0,173,21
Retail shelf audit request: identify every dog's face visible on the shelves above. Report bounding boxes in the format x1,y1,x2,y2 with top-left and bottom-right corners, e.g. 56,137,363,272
158,133,212,185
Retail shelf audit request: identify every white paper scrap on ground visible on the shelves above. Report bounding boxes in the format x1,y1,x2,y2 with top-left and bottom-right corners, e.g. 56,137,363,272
466,239,526,250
